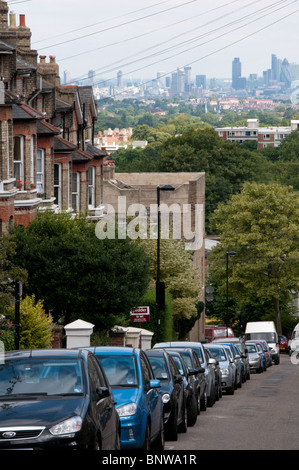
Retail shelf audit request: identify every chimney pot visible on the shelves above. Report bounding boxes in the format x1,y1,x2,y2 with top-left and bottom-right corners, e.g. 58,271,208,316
9,11,16,27
19,14,26,27
49,55,56,63
39,55,46,63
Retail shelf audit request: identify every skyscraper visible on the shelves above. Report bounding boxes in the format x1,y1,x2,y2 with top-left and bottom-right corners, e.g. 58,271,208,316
232,57,241,89
117,70,123,87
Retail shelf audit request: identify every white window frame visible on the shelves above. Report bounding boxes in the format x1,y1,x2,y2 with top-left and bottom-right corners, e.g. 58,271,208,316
36,148,44,194
54,163,62,207
13,135,24,188
72,172,80,212
88,166,95,208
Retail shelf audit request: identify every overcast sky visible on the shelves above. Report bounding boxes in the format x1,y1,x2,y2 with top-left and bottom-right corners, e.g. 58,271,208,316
9,0,299,84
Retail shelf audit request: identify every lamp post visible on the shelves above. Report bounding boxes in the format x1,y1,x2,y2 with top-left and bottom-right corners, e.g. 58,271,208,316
156,184,175,342
226,251,236,337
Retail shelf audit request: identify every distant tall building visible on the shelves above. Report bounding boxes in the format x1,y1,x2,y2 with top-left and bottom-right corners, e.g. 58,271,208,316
63,70,71,85
271,54,281,82
117,70,123,87
232,57,246,90
88,70,95,86
195,74,206,89
157,71,166,87
184,66,192,91
232,57,241,89
170,68,185,95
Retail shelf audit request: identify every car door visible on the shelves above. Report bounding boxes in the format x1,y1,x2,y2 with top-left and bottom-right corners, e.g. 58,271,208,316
168,355,184,421
140,352,161,441
88,355,116,449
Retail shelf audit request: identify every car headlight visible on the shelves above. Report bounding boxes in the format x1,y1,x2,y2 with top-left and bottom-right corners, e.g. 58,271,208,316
221,368,229,375
49,416,82,436
162,393,171,404
117,402,137,417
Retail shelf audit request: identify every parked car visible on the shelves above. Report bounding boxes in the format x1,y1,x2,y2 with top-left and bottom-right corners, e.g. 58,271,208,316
245,342,264,373
145,349,187,441
165,350,199,427
88,347,164,450
215,342,243,388
153,343,207,412
213,337,250,382
245,321,280,365
203,345,222,401
246,340,271,369
204,343,235,395
154,341,216,408
278,335,289,354
0,349,120,450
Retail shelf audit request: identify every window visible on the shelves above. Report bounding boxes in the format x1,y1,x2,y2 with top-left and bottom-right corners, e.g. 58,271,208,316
13,136,24,187
36,149,44,193
88,166,95,207
54,163,61,207
72,172,80,212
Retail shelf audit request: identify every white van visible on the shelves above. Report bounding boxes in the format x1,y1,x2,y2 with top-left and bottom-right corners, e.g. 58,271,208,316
245,321,280,365
289,323,299,355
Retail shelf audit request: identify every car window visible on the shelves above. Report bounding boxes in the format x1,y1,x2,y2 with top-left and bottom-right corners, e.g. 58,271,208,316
246,344,257,353
207,347,226,362
192,351,201,368
147,356,169,380
178,351,192,369
170,355,185,375
97,355,138,388
140,353,153,390
0,358,84,396
168,356,180,377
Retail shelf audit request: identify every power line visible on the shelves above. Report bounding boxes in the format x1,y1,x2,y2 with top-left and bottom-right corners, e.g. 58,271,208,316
38,0,201,51
32,0,175,45
77,0,288,82
72,1,299,93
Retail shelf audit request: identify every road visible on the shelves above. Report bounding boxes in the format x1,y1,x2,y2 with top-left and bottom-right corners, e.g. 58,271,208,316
165,354,299,450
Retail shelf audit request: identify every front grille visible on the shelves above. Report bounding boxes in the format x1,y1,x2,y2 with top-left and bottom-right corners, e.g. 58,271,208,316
0,427,45,440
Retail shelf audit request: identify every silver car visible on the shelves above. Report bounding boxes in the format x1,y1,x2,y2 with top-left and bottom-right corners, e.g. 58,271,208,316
205,343,235,395
246,342,264,373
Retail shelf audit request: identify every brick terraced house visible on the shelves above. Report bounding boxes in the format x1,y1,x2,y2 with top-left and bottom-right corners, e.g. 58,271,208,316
0,1,106,233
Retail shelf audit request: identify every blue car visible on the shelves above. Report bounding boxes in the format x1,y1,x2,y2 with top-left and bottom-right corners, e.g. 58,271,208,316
85,347,164,450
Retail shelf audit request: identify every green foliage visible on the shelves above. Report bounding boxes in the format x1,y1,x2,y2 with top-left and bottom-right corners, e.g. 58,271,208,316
18,295,53,350
208,182,299,334
140,288,175,344
9,211,150,332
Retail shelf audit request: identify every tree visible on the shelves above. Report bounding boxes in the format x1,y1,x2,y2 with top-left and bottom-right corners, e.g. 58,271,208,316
209,183,299,334
139,237,201,336
9,211,150,332
18,295,53,349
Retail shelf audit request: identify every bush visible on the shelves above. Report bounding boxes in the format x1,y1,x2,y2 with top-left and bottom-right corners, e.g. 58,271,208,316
18,295,53,349
140,289,175,345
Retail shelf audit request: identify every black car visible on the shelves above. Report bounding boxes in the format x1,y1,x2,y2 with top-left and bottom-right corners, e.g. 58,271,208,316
157,347,206,415
0,349,120,450
166,350,199,427
145,349,187,441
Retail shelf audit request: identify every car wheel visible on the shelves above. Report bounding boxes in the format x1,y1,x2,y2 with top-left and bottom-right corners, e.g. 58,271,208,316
142,421,151,450
178,403,188,434
187,395,197,426
152,419,165,450
226,385,234,395
200,390,207,412
166,406,178,441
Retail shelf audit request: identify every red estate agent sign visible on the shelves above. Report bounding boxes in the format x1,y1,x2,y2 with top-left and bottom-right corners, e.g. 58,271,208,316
130,306,150,323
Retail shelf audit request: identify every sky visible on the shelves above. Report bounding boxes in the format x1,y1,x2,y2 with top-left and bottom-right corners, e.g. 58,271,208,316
7,0,299,85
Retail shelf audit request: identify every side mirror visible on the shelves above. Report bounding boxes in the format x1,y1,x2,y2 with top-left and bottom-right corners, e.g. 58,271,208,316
174,375,183,384
197,367,205,374
150,379,160,389
208,358,217,366
187,368,198,376
96,387,110,400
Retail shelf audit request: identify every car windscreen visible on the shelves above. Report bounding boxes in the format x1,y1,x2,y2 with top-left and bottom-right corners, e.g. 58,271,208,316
147,356,169,381
246,332,276,343
246,344,257,353
176,351,192,369
206,347,227,362
97,355,138,388
0,358,84,397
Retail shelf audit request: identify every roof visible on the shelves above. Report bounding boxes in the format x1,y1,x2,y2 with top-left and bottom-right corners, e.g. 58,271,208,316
54,135,77,153
89,346,136,356
86,143,107,158
13,102,44,120
37,120,61,136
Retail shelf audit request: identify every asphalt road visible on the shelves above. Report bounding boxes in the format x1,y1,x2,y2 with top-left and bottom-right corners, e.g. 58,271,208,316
165,353,299,451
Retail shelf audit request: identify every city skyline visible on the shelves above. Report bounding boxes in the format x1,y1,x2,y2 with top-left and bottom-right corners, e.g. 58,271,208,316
16,0,299,83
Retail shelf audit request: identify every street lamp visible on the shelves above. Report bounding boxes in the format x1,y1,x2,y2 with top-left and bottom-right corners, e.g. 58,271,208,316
156,184,175,342
226,251,236,337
